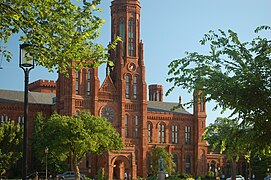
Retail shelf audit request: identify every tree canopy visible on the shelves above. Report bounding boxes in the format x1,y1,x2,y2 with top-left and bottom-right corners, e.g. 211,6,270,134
0,0,119,74
32,112,123,179
167,26,271,152
0,121,23,176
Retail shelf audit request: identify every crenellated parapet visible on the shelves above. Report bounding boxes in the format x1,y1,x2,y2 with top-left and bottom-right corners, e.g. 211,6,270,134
29,79,56,94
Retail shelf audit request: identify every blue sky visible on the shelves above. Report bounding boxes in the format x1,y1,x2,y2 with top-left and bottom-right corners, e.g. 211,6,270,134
0,0,271,124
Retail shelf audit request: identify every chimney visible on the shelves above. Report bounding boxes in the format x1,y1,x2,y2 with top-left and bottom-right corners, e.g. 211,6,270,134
149,84,163,102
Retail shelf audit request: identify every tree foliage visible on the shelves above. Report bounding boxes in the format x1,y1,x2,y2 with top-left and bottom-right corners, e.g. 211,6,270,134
203,117,248,179
0,0,119,74
203,118,247,159
167,26,271,153
150,146,174,176
0,121,23,176
32,112,123,179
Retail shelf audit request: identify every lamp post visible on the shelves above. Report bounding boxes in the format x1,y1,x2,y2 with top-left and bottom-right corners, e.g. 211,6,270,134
45,147,49,180
19,43,34,180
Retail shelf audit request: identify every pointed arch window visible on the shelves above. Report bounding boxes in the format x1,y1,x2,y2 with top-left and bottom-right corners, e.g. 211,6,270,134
128,18,135,56
185,155,191,173
173,154,178,173
172,125,178,144
134,115,138,138
125,115,129,137
133,76,137,99
148,123,152,143
1,115,4,123
126,74,131,99
119,18,125,56
76,71,80,95
185,126,191,144
18,116,24,126
135,149,139,172
200,96,205,112
87,70,91,96
75,110,80,116
159,123,165,143
1,115,9,123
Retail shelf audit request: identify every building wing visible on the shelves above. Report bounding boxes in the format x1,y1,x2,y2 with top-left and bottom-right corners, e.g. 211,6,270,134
0,89,55,105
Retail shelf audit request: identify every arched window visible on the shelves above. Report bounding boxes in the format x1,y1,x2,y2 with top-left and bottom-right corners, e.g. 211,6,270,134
128,18,135,56
135,149,139,172
173,154,178,174
242,162,246,178
119,18,125,56
210,160,215,172
18,116,24,126
126,75,131,99
1,115,4,123
226,162,230,177
148,123,152,143
185,155,191,173
76,71,80,95
134,115,138,138
159,124,165,143
125,115,129,137
133,76,137,99
200,96,205,112
185,126,191,144
86,152,91,168
172,125,178,144
1,115,8,123
75,111,80,116
87,70,91,96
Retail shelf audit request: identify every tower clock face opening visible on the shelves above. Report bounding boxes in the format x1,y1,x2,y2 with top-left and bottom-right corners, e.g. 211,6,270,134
101,106,115,121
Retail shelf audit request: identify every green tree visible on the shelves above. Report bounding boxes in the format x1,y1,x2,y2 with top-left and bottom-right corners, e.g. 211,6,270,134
0,121,23,176
167,26,271,154
150,146,175,176
32,112,123,180
203,117,250,179
0,0,119,74
251,154,271,180
32,113,67,174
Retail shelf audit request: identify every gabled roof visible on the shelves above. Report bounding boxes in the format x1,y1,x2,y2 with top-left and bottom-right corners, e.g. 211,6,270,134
147,101,191,115
0,89,55,105
99,75,117,93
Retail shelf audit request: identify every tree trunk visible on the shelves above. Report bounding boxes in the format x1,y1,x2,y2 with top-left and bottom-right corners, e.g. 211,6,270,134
73,157,81,180
231,158,237,180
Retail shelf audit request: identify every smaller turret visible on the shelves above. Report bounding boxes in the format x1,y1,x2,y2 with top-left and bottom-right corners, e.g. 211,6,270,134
149,84,163,102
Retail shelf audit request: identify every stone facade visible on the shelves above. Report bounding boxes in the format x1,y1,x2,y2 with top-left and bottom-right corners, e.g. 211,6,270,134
55,0,208,179
0,0,212,179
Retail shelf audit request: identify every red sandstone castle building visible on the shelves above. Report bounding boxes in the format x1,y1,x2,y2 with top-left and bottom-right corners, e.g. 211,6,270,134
1,0,243,179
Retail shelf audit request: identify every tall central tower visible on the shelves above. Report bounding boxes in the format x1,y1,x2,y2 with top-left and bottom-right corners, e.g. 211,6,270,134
110,0,148,177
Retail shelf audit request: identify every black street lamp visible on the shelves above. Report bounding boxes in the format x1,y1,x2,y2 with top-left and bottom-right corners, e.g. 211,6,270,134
45,147,49,180
19,43,34,180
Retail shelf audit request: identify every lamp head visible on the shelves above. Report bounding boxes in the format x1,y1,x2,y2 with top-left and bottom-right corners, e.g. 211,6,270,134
20,43,34,68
